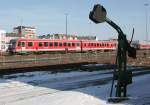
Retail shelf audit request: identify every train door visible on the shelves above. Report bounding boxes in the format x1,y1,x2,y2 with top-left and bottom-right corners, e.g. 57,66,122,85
21,41,26,52
76,41,81,51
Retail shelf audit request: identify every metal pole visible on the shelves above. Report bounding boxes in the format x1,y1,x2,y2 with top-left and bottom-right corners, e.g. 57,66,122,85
65,13,68,36
20,19,23,37
144,3,149,56
106,18,131,97
89,22,92,36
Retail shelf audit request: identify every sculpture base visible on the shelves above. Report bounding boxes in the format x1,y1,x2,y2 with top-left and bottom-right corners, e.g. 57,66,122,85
107,97,129,103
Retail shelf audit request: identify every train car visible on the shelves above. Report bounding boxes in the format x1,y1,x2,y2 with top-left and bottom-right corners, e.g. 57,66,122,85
8,38,117,54
81,40,117,51
138,41,150,50
9,38,82,54
131,41,150,50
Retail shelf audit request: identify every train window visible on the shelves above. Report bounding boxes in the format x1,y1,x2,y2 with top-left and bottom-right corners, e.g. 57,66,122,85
97,43,99,46
72,43,75,47
59,42,62,46
10,39,16,45
102,43,104,46
107,44,109,47
39,42,43,47
64,42,67,46
54,42,58,46
100,43,101,47
22,42,25,47
94,43,96,47
76,43,80,47
12,41,16,45
84,43,86,46
49,42,53,46
68,43,71,47
18,42,21,47
44,42,48,47
92,43,94,46
28,42,33,47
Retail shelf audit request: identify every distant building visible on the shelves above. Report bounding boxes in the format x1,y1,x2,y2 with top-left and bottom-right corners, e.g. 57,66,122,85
39,34,78,40
5,32,19,44
54,34,78,40
0,30,6,52
77,36,97,40
108,38,118,41
39,33,97,40
1,26,37,52
13,26,37,39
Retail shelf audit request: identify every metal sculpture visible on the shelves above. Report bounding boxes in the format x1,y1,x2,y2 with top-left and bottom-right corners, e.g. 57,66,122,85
89,4,136,102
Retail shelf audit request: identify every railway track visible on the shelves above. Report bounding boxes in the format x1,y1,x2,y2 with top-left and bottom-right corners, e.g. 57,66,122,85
0,50,150,70
0,67,150,104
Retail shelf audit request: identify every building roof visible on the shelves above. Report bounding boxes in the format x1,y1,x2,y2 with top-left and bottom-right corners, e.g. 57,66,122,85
14,26,35,29
77,36,96,40
6,33,19,37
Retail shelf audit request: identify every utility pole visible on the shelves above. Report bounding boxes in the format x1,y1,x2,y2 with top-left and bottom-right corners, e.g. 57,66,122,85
144,3,149,56
65,13,68,36
89,22,92,36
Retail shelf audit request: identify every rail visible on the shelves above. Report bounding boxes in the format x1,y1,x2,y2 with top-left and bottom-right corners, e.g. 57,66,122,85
0,51,150,70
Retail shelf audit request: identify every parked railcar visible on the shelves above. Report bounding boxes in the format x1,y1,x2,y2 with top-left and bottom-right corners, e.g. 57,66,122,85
131,41,150,50
81,40,117,51
138,41,150,50
8,38,117,54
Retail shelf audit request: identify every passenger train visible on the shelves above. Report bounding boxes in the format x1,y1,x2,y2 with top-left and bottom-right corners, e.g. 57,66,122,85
8,38,150,54
131,41,150,50
8,38,117,54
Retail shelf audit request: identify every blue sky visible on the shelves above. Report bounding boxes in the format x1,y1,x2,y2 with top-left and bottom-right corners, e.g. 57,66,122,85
0,0,149,40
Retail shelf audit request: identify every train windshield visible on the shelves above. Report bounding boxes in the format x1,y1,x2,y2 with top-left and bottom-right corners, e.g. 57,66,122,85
9,39,17,46
10,39,17,44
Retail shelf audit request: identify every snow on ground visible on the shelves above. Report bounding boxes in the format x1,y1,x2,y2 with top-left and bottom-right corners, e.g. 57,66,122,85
0,70,150,105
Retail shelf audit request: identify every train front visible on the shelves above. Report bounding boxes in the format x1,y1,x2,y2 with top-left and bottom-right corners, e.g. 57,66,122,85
8,39,18,54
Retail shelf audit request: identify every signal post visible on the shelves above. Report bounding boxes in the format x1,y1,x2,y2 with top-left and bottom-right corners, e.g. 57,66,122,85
89,4,136,102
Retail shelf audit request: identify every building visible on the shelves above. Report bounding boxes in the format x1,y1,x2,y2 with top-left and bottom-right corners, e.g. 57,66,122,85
13,26,37,39
77,36,97,40
39,34,97,40
39,34,78,40
5,26,37,43
0,30,6,52
0,26,37,52
5,32,19,44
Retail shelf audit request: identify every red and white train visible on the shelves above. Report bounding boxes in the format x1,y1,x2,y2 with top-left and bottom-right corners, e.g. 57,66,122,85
8,38,150,54
131,41,150,50
8,38,117,54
